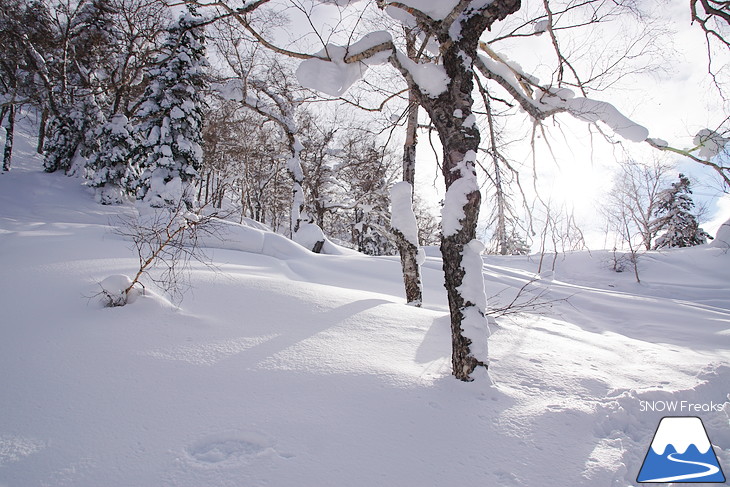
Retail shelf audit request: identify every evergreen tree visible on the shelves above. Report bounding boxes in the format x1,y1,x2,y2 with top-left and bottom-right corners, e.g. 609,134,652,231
87,114,138,204
652,174,713,249
43,90,105,174
135,7,207,208
503,231,531,255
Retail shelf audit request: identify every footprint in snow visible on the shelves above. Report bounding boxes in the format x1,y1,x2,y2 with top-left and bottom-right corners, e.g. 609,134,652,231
186,433,293,467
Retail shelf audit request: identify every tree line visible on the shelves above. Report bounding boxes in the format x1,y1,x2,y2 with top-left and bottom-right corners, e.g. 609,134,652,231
0,0,440,255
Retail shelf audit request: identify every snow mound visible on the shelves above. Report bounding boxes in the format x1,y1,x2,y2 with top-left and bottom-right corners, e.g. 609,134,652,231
710,217,730,249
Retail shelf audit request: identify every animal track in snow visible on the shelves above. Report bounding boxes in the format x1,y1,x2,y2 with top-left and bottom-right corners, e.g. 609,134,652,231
188,438,264,463
185,432,288,467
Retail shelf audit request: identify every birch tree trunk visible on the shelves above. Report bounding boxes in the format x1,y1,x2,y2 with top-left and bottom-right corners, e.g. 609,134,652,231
395,89,423,306
395,0,521,380
2,104,15,172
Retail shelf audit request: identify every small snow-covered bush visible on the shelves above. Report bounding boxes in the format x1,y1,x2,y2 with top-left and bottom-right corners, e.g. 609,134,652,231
97,274,141,307
110,201,219,306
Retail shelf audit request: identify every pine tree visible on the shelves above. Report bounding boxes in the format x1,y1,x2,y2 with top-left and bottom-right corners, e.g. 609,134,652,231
135,7,207,208
87,114,138,204
652,174,713,249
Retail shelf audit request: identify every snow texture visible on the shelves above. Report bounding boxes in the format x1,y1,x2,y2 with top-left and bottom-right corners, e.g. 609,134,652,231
135,9,207,208
647,137,669,148
390,181,419,247
477,52,649,142
711,217,730,248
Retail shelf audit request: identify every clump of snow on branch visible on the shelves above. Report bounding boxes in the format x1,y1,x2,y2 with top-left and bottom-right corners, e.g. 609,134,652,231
390,182,420,247
396,53,450,98
458,239,489,360
296,32,392,97
534,19,549,35
477,50,650,143
647,137,669,148
441,151,479,237
536,88,649,142
394,0,460,21
694,129,729,159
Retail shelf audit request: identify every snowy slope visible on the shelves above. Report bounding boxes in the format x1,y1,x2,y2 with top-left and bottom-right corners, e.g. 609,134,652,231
0,130,728,486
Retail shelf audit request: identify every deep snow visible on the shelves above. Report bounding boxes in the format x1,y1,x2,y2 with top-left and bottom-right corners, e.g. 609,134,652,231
0,129,728,486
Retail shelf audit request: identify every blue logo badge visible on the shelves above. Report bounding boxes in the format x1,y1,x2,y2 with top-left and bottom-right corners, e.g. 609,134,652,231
637,416,726,483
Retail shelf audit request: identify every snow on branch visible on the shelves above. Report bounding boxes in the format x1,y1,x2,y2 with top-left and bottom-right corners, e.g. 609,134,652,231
475,43,649,143
645,129,730,188
394,53,449,98
694,128,730,159
295,31,394,97
537,91,649,142
379,0,456,23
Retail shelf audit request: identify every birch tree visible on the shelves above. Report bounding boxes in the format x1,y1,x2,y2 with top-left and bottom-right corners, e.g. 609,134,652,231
172,0,727,381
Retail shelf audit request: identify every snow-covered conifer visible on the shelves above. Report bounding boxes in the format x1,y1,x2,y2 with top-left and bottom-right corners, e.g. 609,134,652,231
43,91,105,174
135,7,207,208
653,174,712,249
87,114,138,204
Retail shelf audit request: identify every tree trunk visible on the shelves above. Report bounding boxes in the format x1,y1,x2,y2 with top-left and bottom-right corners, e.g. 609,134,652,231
396,89,423,306
394,229,422,305
37,109,48,155
421,64,487,381
287,136,305,237
2,104,15,172
395,0,521,381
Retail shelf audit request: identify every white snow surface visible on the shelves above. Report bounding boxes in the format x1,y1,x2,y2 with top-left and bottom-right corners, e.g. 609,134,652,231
0,129,729,486
477,52,649,143
292,222,325,251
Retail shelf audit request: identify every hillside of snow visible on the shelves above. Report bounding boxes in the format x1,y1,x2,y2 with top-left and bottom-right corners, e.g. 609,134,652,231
0,131,728,486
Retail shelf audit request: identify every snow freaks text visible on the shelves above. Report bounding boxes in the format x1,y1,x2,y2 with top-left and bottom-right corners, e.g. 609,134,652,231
639,401,726,413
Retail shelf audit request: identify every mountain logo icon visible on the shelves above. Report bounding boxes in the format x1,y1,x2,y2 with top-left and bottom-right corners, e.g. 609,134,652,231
637,416,726,483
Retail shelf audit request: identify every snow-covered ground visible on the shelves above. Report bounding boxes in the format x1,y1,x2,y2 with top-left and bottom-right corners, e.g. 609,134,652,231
1,130,728,486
